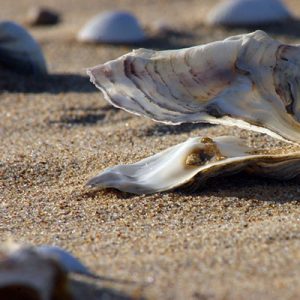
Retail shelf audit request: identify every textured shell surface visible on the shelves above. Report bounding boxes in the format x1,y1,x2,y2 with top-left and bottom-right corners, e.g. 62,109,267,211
86,136,300,194
88,30,300,143
206,0,292,26
77,11,146,44
0,21,47,75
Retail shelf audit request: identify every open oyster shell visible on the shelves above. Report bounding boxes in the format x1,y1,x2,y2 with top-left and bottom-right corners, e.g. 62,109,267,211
88,30,300,143
87,30,300,194
86,136,300,194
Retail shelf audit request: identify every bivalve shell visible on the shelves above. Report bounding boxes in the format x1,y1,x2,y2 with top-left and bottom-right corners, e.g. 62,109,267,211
77,11,146,44
207,0,292,27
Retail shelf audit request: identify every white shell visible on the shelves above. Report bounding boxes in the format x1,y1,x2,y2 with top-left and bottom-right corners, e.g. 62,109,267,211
0,21,47,75
86,136,300,194
77,11,146,44
207,0,292,26
88,30,300,144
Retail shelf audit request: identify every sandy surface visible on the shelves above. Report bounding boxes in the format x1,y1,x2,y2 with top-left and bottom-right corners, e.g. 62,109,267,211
1,0,300,299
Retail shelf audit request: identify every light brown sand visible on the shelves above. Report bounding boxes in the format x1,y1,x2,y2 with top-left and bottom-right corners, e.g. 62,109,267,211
1,0,300,299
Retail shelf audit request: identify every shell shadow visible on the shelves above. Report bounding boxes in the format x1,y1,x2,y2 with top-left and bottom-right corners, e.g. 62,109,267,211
263,18,300,38
142,30,195,50
0,70,96,94
175,173,300,204
144,123,214,137
97,29,196,50
87,174,300,202
216,18,300,39
48,105,130,127
70,277,145,300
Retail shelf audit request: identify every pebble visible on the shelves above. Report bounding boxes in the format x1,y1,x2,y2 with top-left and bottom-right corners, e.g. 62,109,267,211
27,6,60,26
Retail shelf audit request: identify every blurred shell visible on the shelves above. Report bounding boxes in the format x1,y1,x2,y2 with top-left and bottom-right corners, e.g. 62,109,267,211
27,7,60,26
36,245,93,276
86,136,300,194
77,11,146,44
0,244,71,300
0,21,47,75
207,0,292,27
88,30,300,144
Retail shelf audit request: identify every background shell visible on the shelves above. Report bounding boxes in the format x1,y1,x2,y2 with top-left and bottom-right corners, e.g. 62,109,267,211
0,21,47,75
77,11,146,44
206,0,292,26
36,245,93,276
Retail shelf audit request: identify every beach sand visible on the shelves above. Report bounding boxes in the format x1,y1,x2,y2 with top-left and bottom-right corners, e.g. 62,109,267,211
1,0,300,299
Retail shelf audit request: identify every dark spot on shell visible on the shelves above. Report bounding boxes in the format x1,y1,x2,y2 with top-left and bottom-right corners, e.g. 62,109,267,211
205,104,224,118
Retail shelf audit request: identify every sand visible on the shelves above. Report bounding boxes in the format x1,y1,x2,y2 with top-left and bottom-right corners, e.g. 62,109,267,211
1,0,300,299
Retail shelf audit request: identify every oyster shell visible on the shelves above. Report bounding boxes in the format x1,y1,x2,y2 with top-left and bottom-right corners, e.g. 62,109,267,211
86,30,300,194
86,136,300,194
88,30,300,143
206,0,292,27
77,11,146,44
0,21,47,75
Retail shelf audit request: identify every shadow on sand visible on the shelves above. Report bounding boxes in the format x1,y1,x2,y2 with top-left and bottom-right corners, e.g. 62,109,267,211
144,123,213,137
0,70,96,94
175,173,300,203
70,276,145,300
217,18,300,39
86,173,300,202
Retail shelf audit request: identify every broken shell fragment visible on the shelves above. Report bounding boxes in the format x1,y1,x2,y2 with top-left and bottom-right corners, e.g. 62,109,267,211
0,21,47,75
87,30,300,195
86,136,300,194
77,11,146,44
206,0,292,27
88,30,300,144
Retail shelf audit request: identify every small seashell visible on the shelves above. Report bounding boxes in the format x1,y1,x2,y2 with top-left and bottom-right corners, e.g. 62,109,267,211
0,21,47,75
36,245,93,276
206,0,292,27
77,11,146,44
27,6,60,26
86,136,300,194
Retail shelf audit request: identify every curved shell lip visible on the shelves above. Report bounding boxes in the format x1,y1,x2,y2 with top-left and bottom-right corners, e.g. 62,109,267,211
206,0,292,27
87,65,297,145
77,11,146,44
